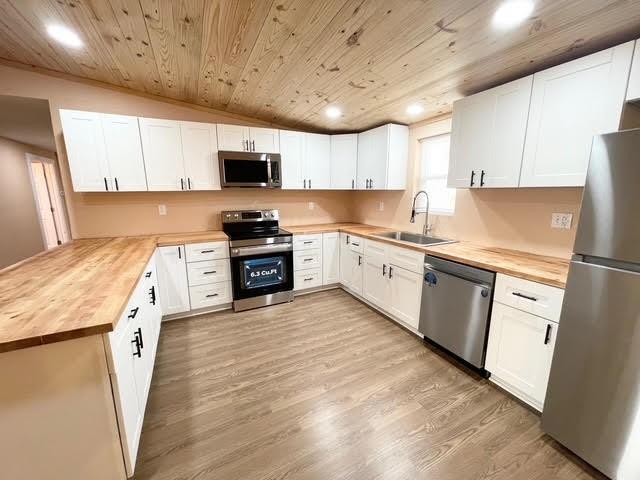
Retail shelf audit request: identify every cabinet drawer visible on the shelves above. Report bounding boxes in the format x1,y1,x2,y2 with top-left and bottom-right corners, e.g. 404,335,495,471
294,268,322,290
185,241,228,262
364,239,387,259
387,244,423,274
189,282,231,309
494,274,564,323
293,234,322,250
187,259,231,286
348,235,364,253
294,248,322,271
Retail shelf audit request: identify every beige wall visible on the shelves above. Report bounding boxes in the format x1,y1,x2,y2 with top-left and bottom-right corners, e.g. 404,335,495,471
0,136,57,268
0,64,353,238
353,117,584,258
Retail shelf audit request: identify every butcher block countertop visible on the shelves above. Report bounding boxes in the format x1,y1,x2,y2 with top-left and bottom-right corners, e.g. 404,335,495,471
0,237,157,353
0,223,568,353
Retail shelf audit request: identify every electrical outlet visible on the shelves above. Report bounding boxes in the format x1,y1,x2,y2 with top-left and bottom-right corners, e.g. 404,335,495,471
158,204,167,216
378,201,384,212
308,202,315,211
551,213,572,229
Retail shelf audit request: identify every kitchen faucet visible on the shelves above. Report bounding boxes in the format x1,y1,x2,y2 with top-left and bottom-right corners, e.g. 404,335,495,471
410,190,431,236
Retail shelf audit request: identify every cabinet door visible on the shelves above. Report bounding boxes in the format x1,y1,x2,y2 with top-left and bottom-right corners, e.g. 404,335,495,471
349,250,363,296
388,265,422,329
59,109,111,192
305,133,331,189
385,124,409,190
485,302,557,409
131,307,153,414
362,255,389,309
339,233,352,288
180,121,220,190
156,245,190,315
357,125,388,190
101,113,148,191
139,118,185,191
520,42,634,187
626,40,640,101
217,124,250,151
322,232,340,285
330,134,358,189
250,127,280,153
280,130,306,189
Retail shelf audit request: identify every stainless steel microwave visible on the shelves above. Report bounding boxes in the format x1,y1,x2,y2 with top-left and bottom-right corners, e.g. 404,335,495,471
218,151,282,188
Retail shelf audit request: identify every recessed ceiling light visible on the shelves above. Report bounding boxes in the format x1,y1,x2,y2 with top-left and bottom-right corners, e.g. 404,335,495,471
492,0,534,30
325,106,342,119
406,103,424,115
47,24,83,48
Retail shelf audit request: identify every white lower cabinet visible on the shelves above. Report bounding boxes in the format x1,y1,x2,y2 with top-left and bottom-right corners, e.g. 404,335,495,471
363,254,390,308
157,245,191,316
387,265,422,330
293,233,325,291
339,233,363,295
189,282,232,309
322,232,340,285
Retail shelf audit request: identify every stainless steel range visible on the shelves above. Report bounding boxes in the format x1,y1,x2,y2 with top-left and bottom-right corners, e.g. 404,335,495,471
222,209,293,312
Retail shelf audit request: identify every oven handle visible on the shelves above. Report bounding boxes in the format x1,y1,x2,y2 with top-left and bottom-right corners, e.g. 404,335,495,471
230,242,293,257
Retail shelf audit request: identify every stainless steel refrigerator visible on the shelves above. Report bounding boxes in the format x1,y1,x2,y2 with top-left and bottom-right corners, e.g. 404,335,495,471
542,128,640,479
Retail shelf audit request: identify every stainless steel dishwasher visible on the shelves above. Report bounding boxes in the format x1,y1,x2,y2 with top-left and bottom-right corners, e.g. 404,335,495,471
419,255,495,369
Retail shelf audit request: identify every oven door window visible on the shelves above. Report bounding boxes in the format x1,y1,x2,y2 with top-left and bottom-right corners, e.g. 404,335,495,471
240,256,287,290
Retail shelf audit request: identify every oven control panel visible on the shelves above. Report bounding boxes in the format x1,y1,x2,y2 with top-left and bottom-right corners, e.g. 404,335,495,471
222,209,279,223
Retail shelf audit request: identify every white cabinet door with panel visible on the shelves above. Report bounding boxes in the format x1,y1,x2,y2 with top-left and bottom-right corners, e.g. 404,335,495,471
305,133,331,189
250,127,280,153
217,124,250,152
626,40,640,101
520,42,634,187
330,134,358,189
448,76,532,188
280,130,306,189
485,302,557,410
388,265,422,329
101,113,148,191
180,121,220,190
357,124,408,190
59,109,111,192
322,232,340,285
156,245,190,315
362,254,390,310
139,118,186,191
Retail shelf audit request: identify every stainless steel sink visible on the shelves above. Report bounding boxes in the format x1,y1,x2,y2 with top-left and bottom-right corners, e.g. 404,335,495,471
373,231,456,246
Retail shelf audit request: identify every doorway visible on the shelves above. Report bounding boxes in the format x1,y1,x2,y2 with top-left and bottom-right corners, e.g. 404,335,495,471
26,153,70,249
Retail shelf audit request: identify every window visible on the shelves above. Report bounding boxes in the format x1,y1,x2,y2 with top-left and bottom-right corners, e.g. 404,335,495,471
417,133,456,215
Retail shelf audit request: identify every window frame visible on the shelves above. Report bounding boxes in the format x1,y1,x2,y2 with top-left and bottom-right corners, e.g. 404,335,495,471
416,132,456,216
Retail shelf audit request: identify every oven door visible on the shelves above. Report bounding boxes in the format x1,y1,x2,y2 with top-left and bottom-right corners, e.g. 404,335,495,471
230,243,293,300
219,151,282,188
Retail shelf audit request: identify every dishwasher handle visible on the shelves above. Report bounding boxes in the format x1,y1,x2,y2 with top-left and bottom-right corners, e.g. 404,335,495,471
424,263,493,290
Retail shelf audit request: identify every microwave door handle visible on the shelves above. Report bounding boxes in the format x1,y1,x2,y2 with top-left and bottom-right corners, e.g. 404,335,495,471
267,157,273,187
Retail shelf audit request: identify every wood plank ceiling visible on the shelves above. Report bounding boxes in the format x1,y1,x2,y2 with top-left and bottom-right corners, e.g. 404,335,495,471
0,0,639,132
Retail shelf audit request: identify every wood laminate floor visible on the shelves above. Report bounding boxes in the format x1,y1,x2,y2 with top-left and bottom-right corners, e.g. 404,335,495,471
135,289,603,480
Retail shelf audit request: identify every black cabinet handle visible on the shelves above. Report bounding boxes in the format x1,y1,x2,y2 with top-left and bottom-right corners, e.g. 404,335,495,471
149,285,156,305
358,255,362,266
369,179,373,189
205,293,219,298
200,249,215,253
145,271,152,278
470,171,475,187
512,292,537,302
115,177,119,191
480,169,486,187
303,241,313,244
104,177,109,191
309,179,311,189
544,324,552,345
382,264,387,277
346,235,350,245
178,246,181,259
188,178,192,190
203,270,217,274
304,277,314,281
251,140,256,151
180,178,184,190
303,258,313,262
128,307,139,319
131,328,143,357
137,327,144,349
389,266,393,278
352,179,355,189
304,179,306,189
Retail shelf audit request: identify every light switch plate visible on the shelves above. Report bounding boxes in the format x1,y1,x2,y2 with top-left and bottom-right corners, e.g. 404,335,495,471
551,213,572,229
158,204,167,216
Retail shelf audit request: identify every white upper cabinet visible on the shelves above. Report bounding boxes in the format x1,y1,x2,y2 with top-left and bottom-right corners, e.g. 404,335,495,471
60,109,111,192
357,124,408,190
250,127,280,153
330,134,358,189
217,124,279,153
626,40,640,101
520,42,634,187
139,117,186,191
179,121,220,190
101,113,148,191
448,76,533,188
305,133,331,189
280,130,306,189
217,124,250,152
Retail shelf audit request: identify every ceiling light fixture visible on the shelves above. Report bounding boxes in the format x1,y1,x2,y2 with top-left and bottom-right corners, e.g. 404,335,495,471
47,24,84,48
325,106,342,119
406,103,424,116
492,0,534,30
